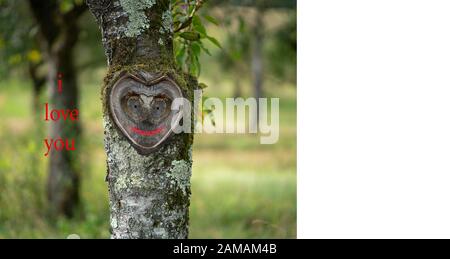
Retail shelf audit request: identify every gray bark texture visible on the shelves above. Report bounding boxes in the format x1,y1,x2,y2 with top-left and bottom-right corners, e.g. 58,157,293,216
87,0,195,239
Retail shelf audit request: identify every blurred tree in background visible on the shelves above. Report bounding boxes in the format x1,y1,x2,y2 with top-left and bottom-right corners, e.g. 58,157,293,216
209,0,296,125
27,0,87,218
0,0,88,218
217,13,251,97
0,0,44,112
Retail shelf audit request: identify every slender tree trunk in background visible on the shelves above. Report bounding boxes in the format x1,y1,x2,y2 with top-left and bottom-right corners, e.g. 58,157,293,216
251,9,264,126
28,0,86,217
87,0,195,239
233,68,242,98
46,37,81,218
28,62,46,115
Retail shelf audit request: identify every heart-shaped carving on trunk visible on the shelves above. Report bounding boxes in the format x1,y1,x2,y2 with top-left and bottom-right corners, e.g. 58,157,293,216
109,71,184,154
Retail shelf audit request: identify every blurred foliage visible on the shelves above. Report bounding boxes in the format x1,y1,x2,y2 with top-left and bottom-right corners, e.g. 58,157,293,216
210,1,296,87
210,0,296,9
0,0,90,81
267,11,296,83
59,0,84,13
0,0,37,77
218,15,251,73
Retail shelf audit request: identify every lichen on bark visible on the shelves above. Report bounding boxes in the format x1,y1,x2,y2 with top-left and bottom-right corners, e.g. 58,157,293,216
166,159,192,197
158,8,173,45
119,0,156,37
87,0,196,239
103,113,192,239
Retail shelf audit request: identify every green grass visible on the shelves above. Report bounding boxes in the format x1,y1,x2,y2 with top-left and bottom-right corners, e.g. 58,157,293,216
0,76,296,238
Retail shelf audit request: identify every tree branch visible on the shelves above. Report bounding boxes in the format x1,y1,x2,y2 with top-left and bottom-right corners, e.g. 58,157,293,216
27,0,60,45
64,2,88,21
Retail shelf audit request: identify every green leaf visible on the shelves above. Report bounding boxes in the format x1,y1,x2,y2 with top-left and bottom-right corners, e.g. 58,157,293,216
191,42,201,57
189,53,201,77
200,44,211,56
195,55,201,76
59,0,74,13
198,82,208,89
206,36,222,49
202,107,216,126
178,15,189,24
203,15,219,26
179,31,201,41
175,45,186,69
192,15,206,36
203,109,213,113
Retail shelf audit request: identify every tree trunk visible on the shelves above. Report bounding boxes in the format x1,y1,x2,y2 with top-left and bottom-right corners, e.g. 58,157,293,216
251,9,264,127
28,61,46,115
87,0,195,239
46,36,81,218
28,0,85,217
233,68,242,98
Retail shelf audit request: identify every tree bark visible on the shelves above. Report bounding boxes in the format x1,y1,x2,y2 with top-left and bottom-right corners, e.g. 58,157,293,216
28,61,46,118
233,67,242,98
87,0,195,239
251,9,264,126
28,0,85,217
46,37,81,218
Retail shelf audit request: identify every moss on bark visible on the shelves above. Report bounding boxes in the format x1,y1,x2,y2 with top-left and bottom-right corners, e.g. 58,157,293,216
87,0,196,238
